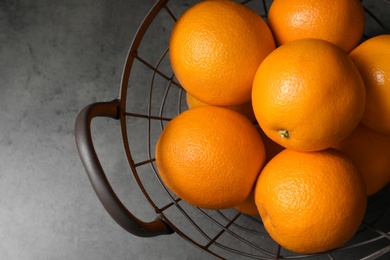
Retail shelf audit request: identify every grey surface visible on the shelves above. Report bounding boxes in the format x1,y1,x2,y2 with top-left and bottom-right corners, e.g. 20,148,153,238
1,1,390,260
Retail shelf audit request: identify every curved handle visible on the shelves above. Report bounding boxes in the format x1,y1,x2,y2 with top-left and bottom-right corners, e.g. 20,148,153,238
74,99,173,237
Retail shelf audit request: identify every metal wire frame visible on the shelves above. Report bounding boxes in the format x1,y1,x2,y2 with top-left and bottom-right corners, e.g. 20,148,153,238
116,0,390,259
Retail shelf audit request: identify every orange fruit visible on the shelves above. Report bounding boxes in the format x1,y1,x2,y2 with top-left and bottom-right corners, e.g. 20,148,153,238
155,106,266,210
234,188,259,216
332,124,390,196
255,148,367,254
235,126,284,216
267,0,365,53
185,92,257,123
169,0,275,106
185,92,209,109
349,34,390,134
252,38,366,152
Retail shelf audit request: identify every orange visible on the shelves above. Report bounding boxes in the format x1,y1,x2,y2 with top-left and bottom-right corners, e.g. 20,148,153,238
267,0,365,53
185,92,257,123
255,148,367,254
252,38,366,152
155,106,266,210
234,188,259,216
349,34,390,134
169,0,275,106
235,126,284,216
332,124,390,196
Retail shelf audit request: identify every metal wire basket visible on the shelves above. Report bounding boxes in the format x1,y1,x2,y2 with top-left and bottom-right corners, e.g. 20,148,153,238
75,0,390,259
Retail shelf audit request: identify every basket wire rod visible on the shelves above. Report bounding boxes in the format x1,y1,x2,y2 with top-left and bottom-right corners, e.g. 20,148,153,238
240,0,253,5
158,79,175,130
204,213,242,249
142,46,178,130
133,51,182,89
117,0,174,219
197,208,277,258
119,42,178,219
119,48,174,217
360,245,390,260
162,2,177,22
149,158,241,259
149,161,228,259
211,242,278,260
146,45,170,154
261,0,269,18
362,211,390,233
363,6,390,34
132,158,156,168
275,245,281,260
216,210,269,236
240,0,269,18
361,221,390,240
317,232,390,257
124,111,172,121
118,0,169,112
158,198,181,212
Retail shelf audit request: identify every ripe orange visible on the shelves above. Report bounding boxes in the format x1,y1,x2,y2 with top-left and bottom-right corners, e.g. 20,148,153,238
185,92,257,123
155,106,266,210
252,38,366,152
332,124,390,196
169,0,275,106
234,188,259,216
267,0,365,53
349,34,390,134
235,126,284,216
255,148,367,254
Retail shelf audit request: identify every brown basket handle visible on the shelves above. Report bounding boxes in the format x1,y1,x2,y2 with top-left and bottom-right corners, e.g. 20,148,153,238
74,99,173,237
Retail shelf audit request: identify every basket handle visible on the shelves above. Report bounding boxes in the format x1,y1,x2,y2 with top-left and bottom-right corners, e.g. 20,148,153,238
74,99,173,237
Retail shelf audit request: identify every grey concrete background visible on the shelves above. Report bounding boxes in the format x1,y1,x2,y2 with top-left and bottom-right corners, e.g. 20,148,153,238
1,0,390,260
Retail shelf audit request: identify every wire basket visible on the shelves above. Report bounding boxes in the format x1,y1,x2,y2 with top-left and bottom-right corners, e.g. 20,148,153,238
75,0,390,259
